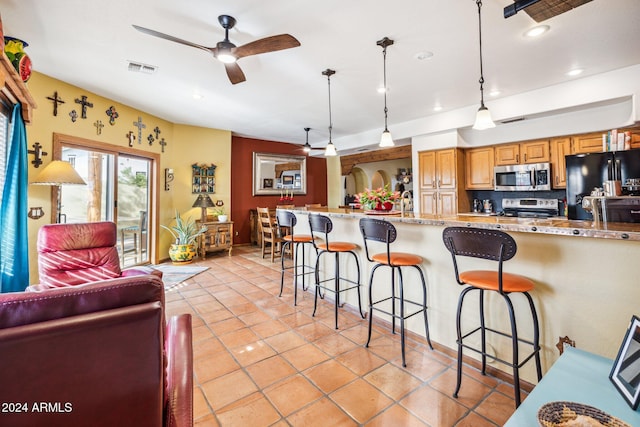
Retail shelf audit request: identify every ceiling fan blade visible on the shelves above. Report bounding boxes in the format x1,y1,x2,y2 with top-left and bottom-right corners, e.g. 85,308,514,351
132,25,214,55
224,62,246,85
234,34,300,59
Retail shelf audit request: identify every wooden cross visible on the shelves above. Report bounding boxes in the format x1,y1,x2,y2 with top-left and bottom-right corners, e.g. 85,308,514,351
94,120,104,135
27,142,48,168
105,106,119,125
147,134,154,145
46,91,65,116
133,116,146,144
126,131,135,147
69,110,78,123
158,137,167,153
153,126,161,139
74,95,93,119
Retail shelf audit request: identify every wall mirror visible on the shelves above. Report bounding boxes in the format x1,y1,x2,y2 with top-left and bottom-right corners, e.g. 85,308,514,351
253,152,307,196
610,315,640,409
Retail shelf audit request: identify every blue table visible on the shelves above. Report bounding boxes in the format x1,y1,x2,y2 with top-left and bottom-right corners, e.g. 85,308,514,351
504,346,640,426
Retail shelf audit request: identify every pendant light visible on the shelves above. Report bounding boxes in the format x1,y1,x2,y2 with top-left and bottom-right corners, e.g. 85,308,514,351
472,0,496,130
377,37,395,147
303,127,312,153
322,68,337,157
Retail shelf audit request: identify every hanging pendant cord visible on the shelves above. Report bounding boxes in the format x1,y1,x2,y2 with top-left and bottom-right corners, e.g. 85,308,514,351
477,0,486,108
382,46,389,131
327,73,333,142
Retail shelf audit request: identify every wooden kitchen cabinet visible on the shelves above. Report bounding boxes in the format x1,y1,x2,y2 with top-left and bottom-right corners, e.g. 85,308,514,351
198,220,233,258
495,140,550,165
571,132,603,154
465,146,494,189
550,137,571,188
418,148,468,215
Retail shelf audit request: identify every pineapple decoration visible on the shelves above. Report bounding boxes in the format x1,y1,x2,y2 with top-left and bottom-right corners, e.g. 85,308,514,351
4,36,32,82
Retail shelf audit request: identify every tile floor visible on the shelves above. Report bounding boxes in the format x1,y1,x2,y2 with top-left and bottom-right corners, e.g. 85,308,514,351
164,246,520,426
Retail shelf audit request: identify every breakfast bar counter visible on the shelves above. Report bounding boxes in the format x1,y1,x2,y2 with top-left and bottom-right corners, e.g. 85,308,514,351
282,207,640,386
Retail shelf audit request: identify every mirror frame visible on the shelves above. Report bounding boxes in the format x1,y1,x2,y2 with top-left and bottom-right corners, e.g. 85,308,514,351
610,315,640,409
252,152,307,196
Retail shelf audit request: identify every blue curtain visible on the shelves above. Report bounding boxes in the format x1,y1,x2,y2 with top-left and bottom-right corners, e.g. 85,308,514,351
0,104,29,292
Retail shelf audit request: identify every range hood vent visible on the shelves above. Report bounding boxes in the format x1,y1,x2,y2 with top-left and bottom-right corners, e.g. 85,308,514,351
127,61,157,74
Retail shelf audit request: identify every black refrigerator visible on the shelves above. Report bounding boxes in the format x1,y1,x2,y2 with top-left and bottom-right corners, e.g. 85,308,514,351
566,149,640,219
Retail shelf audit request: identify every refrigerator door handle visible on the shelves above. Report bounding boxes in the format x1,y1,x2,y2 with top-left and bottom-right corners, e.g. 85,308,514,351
531,169,536,189
616,159,621,181
607,159,613,180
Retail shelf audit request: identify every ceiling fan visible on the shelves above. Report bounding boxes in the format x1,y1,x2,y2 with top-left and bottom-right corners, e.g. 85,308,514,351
132,15,300,84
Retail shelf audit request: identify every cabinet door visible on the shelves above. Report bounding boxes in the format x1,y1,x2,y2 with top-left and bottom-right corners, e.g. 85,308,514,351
420,191,437,215
550,137,571,188
438,191,457,216
419,151,437,190
572,133,603,154
521,139,550,164
465,147,494,189
436,149,457,189
495,144,520,166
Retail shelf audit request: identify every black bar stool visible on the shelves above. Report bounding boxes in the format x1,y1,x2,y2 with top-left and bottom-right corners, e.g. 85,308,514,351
308,213,365,329
442,226,542,407
359,218,433,367
276,210,316,306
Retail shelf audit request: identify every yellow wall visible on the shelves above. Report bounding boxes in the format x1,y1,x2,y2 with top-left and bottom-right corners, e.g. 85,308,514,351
25,71,231,283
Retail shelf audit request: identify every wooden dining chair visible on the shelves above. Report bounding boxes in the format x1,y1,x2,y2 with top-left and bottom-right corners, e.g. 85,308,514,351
257,207,283,262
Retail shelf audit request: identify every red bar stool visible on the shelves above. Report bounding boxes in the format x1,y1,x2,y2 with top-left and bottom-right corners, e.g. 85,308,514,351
359,218,433,367
276,210,316,306
308,213,365,329
442,226,542,407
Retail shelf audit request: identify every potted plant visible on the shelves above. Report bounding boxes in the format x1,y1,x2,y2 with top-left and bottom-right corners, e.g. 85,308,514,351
214,206,228,223
161,210,208,264
356,184,400,211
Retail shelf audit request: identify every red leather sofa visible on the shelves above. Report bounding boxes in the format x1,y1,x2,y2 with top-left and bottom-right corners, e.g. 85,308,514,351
0,274,193,427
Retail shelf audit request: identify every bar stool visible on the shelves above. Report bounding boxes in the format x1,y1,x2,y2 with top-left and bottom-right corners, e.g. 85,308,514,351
442,226,542,407
276,210,316,306
359,218,433,367
308,213,365,329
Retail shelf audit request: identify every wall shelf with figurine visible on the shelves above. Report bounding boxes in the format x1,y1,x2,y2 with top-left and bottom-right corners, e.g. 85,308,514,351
192,163,216,194
0,27,37,123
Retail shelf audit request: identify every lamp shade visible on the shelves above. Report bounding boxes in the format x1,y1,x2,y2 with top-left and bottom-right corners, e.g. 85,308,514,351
192,194,215,208
379,129,394,147
31,160,86,186
324,141,337,157
473,106,496,130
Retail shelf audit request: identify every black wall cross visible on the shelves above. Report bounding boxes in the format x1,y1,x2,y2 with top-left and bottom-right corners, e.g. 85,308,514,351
46,91,65,116
133,116,146,144
74,95,93,119
27,142,48,168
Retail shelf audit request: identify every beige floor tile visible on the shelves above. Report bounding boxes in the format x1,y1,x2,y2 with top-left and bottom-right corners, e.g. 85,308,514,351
392,348,448,381
287,397,357,427
305,359,358,393
454,411,500,427
194,350,240,383
430,368,492,409
336,346,386,376
250,318,290,339
263,374,323,417
201,370,258,411
218,327,260,348
364,363,423,400
281,343,331,371
473,390,515,426
400,385,469,426
264,330,307,353
246,355,297,389
365,404,428,427
229,340,277,366
215,392,281,427
330,378,393,424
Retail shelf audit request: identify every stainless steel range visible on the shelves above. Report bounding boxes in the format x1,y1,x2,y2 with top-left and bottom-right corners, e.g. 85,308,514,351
502,198,559,218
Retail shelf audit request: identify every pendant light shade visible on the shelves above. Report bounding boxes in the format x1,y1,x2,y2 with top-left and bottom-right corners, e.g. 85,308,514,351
322,68,337,157
377,37,395,147
303,127,312,153
472,0,496,130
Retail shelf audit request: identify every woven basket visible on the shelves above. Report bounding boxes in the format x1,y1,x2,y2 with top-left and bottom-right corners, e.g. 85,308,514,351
537,401,631,427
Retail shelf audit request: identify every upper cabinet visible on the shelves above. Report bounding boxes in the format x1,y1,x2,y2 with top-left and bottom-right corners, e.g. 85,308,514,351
418,148,468,215
550,137,571,188
0,50,37,123
571,133,603,154
465,146,494,190
494,139,550,166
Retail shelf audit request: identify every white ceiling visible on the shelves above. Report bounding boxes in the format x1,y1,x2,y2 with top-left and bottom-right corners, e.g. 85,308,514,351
2,0,640,153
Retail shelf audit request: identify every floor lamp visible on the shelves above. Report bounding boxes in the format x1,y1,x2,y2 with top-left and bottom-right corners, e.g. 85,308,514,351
31,160,86,223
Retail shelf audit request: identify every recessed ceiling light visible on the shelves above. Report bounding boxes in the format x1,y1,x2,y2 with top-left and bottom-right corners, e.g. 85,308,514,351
414,51,434,61
433,105,443,112
192,93,204,100
489,90,501,97
524,25,550,38
567,68,584,77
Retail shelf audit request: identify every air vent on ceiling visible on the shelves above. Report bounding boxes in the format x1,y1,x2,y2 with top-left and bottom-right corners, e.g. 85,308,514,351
127,60,157,74
501,116,526,124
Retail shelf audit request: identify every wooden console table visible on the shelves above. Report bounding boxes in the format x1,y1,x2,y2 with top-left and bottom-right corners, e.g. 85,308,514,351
197,220,233,258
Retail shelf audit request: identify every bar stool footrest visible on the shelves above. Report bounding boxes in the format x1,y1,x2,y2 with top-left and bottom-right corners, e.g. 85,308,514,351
459,326,541,369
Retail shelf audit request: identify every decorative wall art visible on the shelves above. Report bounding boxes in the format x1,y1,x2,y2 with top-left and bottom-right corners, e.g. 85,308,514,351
27,142,48,168
126,131,135,147
159,138,167,152
192,163,216,194
153,126,161,139
46,91,65,116
147,134,154,145
94,120,104,135
133,116,146,144
105,106,119,125
74,95,93,119
69,110,78,123
4,36,32,82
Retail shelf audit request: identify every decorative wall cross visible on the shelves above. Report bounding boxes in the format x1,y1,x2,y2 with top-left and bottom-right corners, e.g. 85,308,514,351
153,126,161,139
158,138,167,153
27,142,48,168
147,134,154,145
46,91,65,116
126,131,135,147
94,120,104,135
105,106,119,125
133,116,146,144
69,110,78,123
74,95,93,119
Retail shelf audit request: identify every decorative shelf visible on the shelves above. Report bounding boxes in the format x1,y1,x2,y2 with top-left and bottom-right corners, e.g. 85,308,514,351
0,50,37,123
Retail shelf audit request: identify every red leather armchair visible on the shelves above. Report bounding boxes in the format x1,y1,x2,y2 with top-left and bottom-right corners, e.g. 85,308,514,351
0,274,193,427
36,221,161,289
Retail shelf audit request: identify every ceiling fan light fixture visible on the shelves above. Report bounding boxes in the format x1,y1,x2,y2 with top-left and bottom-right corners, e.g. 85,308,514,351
377,37,395,148
303,127,312,153
473,0,496,131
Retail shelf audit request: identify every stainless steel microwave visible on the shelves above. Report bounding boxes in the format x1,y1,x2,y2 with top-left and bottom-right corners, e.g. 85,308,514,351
494,162,551,191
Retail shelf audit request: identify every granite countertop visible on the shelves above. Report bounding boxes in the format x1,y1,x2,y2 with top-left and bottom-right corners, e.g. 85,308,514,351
283,207,640,241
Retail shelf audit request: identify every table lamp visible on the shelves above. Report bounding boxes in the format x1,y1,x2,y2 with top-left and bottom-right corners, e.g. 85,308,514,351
31,160,86,223
192,194,215,224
